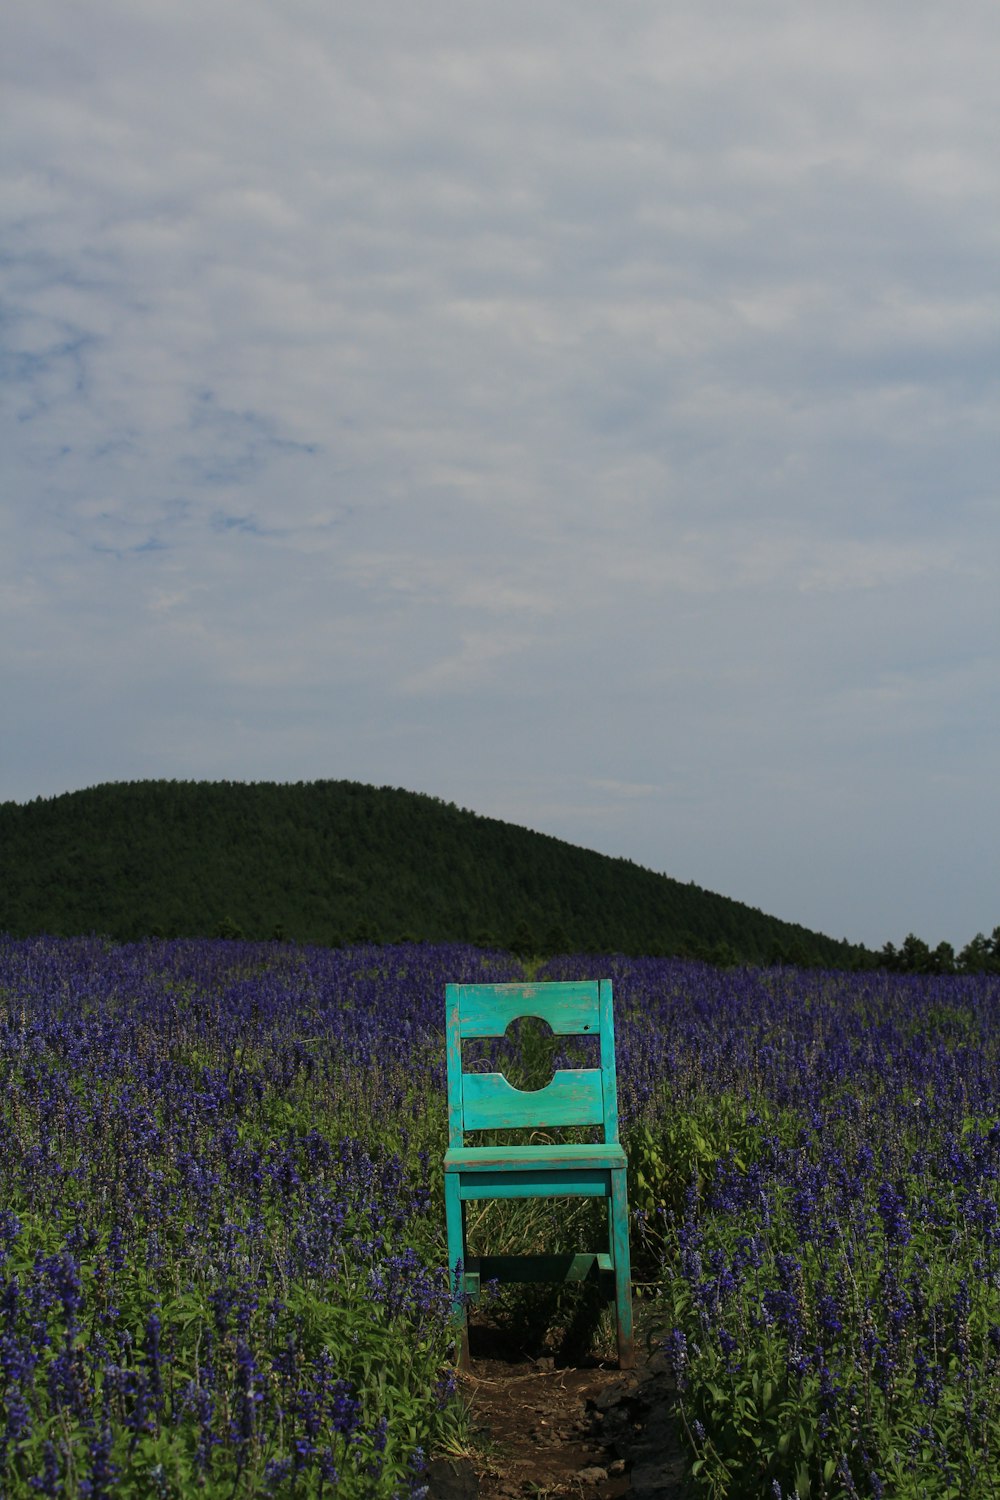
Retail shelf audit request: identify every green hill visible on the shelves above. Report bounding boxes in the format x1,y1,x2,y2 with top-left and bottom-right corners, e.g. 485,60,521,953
0,780,866,965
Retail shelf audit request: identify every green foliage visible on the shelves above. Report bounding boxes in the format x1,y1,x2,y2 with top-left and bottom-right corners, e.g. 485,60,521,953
902,1001,979,1049
0,779,867,967
463,1194,616,1362
629,1096,778,1224
662,1223,1000,1499
957,927,1000,975
652,1091,1000,1498
1,1205,460,1498
214,914,245,940
0,943,473,1499
881,928,1000,976
508,918,538,961
491,1015,561,1093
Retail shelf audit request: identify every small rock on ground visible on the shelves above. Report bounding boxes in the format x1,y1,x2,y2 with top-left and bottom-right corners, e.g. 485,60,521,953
587,1347,689,1498
426,1455,480,1499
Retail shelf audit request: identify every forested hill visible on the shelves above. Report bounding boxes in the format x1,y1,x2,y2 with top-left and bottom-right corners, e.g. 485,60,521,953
0,780,866,966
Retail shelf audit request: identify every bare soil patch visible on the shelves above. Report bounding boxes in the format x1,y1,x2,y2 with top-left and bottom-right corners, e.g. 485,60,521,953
427,1304,691,1500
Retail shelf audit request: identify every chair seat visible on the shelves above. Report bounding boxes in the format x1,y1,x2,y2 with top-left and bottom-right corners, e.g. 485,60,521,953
445,1142,626,1172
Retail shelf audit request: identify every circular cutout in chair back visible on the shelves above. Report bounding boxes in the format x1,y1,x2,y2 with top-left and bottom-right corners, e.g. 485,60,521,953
495,1015,558,1092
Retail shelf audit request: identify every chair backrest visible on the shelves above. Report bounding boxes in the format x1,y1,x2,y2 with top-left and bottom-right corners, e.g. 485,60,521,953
445,980,620,1148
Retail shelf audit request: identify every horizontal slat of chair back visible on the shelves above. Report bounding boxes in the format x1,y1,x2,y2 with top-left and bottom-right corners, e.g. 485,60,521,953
462,1068,604,1130
453,981,600,1038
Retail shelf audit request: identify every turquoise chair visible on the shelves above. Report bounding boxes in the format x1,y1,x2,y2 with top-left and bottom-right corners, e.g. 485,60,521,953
444,980,634,1368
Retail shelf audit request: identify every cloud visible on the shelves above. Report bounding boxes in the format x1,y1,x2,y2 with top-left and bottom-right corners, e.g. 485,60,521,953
2,0,998,946
582,778,659,801
402,629,538,695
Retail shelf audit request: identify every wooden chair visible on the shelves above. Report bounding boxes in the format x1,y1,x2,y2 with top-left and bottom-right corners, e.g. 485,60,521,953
444,979,634,1368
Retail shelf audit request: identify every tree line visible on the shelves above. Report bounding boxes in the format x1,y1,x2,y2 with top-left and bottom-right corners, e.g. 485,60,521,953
0,779,870,968
878,928,1000,976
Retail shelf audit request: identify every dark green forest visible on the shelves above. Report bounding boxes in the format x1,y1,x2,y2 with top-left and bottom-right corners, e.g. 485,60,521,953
0,779,873,966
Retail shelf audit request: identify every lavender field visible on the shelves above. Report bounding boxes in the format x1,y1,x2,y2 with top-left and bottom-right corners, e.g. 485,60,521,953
2,937,1000,1497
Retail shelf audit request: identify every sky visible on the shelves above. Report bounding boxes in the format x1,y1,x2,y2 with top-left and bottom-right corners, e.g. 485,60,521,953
3,1,998,952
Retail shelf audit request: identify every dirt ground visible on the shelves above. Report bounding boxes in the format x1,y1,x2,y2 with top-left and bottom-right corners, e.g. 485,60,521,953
427,1303,690,1500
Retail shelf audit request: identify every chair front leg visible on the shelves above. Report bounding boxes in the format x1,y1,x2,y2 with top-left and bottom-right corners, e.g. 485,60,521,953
444,1174,470,1369
610,1168,634,1369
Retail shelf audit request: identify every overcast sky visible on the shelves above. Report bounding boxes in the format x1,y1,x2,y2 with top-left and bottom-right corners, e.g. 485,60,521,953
3,1,998,951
